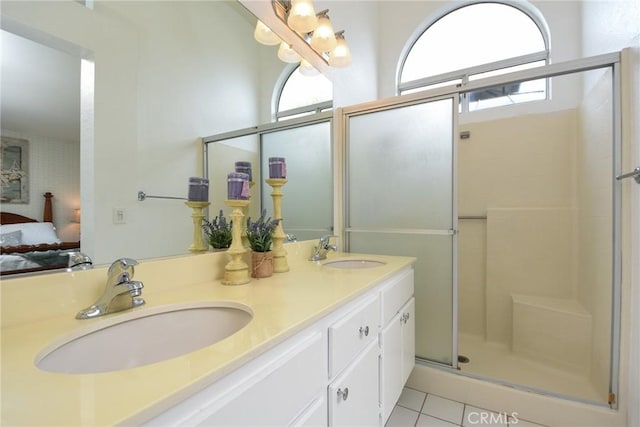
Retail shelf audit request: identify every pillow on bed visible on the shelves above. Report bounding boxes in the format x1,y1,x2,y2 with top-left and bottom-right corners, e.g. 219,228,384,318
0,223,61,245
0,230,22,246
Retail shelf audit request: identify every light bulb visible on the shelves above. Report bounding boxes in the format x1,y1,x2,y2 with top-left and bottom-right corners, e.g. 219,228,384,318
310,14,337,52
287,0,318,33
277,42,301,63
254,20,280,46
299,59,319,76
329,34,351,68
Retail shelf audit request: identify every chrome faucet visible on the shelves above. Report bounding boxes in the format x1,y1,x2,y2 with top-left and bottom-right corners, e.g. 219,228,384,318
310,235,338,261
76,258,145,319
66,252,93,271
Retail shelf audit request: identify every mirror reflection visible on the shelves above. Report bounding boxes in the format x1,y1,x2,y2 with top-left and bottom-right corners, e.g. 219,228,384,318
0,0,333,277
205,115,333,243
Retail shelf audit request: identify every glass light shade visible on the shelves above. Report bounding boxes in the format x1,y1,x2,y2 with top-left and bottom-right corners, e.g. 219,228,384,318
254,20,280,46
278,42,301,63
298,59,319,76
310,14,337,52
329,34,351,67
287,0,318,33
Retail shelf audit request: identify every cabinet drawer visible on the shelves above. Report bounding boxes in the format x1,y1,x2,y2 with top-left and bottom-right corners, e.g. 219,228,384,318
380,268,414,326
329,294,379,377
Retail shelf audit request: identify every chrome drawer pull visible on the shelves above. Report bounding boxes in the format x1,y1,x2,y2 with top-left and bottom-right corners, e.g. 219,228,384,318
359,326,369,337
337,387,349,401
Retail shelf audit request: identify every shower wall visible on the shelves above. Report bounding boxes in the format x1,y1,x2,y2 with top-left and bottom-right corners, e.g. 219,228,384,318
458,109,578,340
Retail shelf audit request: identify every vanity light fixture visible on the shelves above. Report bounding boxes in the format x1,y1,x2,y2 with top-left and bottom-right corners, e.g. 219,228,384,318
299,59,320,76
277,42,302,63
310,10,337,53
287,0,318,33
254,20,281,45
252,0,351,69
328,31,351,68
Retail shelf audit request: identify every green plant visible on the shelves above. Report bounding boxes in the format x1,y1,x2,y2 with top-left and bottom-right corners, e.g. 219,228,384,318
246,209,280,252
202,210,232,249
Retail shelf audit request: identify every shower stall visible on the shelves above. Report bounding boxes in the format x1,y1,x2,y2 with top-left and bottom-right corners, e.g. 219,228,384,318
342,53,621,406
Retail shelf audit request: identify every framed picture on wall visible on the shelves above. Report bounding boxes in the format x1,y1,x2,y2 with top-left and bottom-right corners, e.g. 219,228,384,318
1,136,29,204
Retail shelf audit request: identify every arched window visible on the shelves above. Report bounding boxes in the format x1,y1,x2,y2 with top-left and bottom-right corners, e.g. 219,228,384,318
398,1,549,112
274,65,332,121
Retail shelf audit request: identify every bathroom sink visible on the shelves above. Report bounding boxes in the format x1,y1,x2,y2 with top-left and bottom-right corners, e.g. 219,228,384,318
323,259,386,269
35,302,253,374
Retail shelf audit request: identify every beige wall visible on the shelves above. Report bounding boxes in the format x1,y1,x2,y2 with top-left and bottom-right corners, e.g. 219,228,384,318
457,110,578,338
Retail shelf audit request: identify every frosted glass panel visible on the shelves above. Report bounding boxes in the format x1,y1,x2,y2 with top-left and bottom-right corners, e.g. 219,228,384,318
346,96,455,365
208,134,261,221
350,233,453,363
348,98,453,230
261,122,332,240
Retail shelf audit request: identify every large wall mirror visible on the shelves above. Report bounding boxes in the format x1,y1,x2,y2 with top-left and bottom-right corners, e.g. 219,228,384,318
0,0,333,276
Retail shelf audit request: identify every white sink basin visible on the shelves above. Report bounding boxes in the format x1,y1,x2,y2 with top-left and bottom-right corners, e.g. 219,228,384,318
323,259,386,269
35,302,253,374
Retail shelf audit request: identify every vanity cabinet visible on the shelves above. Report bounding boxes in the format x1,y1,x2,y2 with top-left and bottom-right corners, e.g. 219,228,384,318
380,269,415,424
146,266,414,427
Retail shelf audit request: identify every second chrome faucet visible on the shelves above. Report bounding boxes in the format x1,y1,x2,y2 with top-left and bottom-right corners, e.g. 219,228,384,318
76,258,145,319
310,235,338,261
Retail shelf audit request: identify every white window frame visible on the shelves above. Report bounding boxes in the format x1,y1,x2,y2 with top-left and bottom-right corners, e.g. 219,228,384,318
273,65,333,122
396,1,551,113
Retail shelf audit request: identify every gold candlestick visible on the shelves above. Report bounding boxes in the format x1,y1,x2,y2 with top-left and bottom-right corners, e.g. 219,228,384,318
265,178,289,273
222,199,250,285
241,181,255,248
185,201,210,253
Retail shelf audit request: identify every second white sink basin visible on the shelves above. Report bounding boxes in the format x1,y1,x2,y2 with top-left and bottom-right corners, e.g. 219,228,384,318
323,259,386,269
35,302,253,374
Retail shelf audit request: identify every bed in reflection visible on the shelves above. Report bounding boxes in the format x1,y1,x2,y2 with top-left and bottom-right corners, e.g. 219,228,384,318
0,193,80,276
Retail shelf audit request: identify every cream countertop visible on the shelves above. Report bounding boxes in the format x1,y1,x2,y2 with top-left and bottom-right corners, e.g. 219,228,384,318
1,240,414,426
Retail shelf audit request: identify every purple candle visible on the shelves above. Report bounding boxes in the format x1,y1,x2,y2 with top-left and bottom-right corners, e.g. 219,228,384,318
268,157,286,178
235,161,252,182
227,172,250,199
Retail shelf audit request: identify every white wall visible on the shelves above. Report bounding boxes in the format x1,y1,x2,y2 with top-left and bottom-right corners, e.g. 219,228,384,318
580,1,640,423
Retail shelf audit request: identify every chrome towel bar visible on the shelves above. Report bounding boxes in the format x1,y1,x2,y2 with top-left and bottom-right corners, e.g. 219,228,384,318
615,167,640,184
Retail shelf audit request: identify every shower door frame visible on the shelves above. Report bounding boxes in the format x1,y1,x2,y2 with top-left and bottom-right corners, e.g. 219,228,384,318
338,51,622,407
339,93,460,368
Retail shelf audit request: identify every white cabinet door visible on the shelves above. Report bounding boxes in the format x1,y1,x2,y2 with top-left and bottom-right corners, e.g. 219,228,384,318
328,340,380,427
380,312,402,424
401,298,415,384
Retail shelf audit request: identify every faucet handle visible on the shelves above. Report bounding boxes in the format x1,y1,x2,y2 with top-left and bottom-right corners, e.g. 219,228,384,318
108,258,139,280
319,234,338,247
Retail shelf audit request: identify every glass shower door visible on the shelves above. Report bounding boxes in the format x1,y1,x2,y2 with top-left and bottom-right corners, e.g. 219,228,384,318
344,96,457,365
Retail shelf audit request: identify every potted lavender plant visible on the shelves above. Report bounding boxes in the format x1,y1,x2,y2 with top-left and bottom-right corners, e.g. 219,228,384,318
246,209,280,278
202,210,232,250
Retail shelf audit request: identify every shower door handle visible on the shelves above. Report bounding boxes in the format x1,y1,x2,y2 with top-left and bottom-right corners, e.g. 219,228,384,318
616,166,640,184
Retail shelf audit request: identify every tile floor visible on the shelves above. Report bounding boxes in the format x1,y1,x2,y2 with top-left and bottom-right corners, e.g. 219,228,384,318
385,387,547,427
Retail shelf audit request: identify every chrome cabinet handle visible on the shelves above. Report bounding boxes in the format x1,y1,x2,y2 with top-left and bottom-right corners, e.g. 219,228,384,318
402,312,410,324
337,387,349,401
359,326,369,337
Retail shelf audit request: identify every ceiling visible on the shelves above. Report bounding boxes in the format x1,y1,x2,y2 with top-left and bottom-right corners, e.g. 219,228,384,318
1,29,80,143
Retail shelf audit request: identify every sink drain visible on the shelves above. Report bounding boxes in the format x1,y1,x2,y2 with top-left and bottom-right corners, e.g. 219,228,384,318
458,355,470,364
